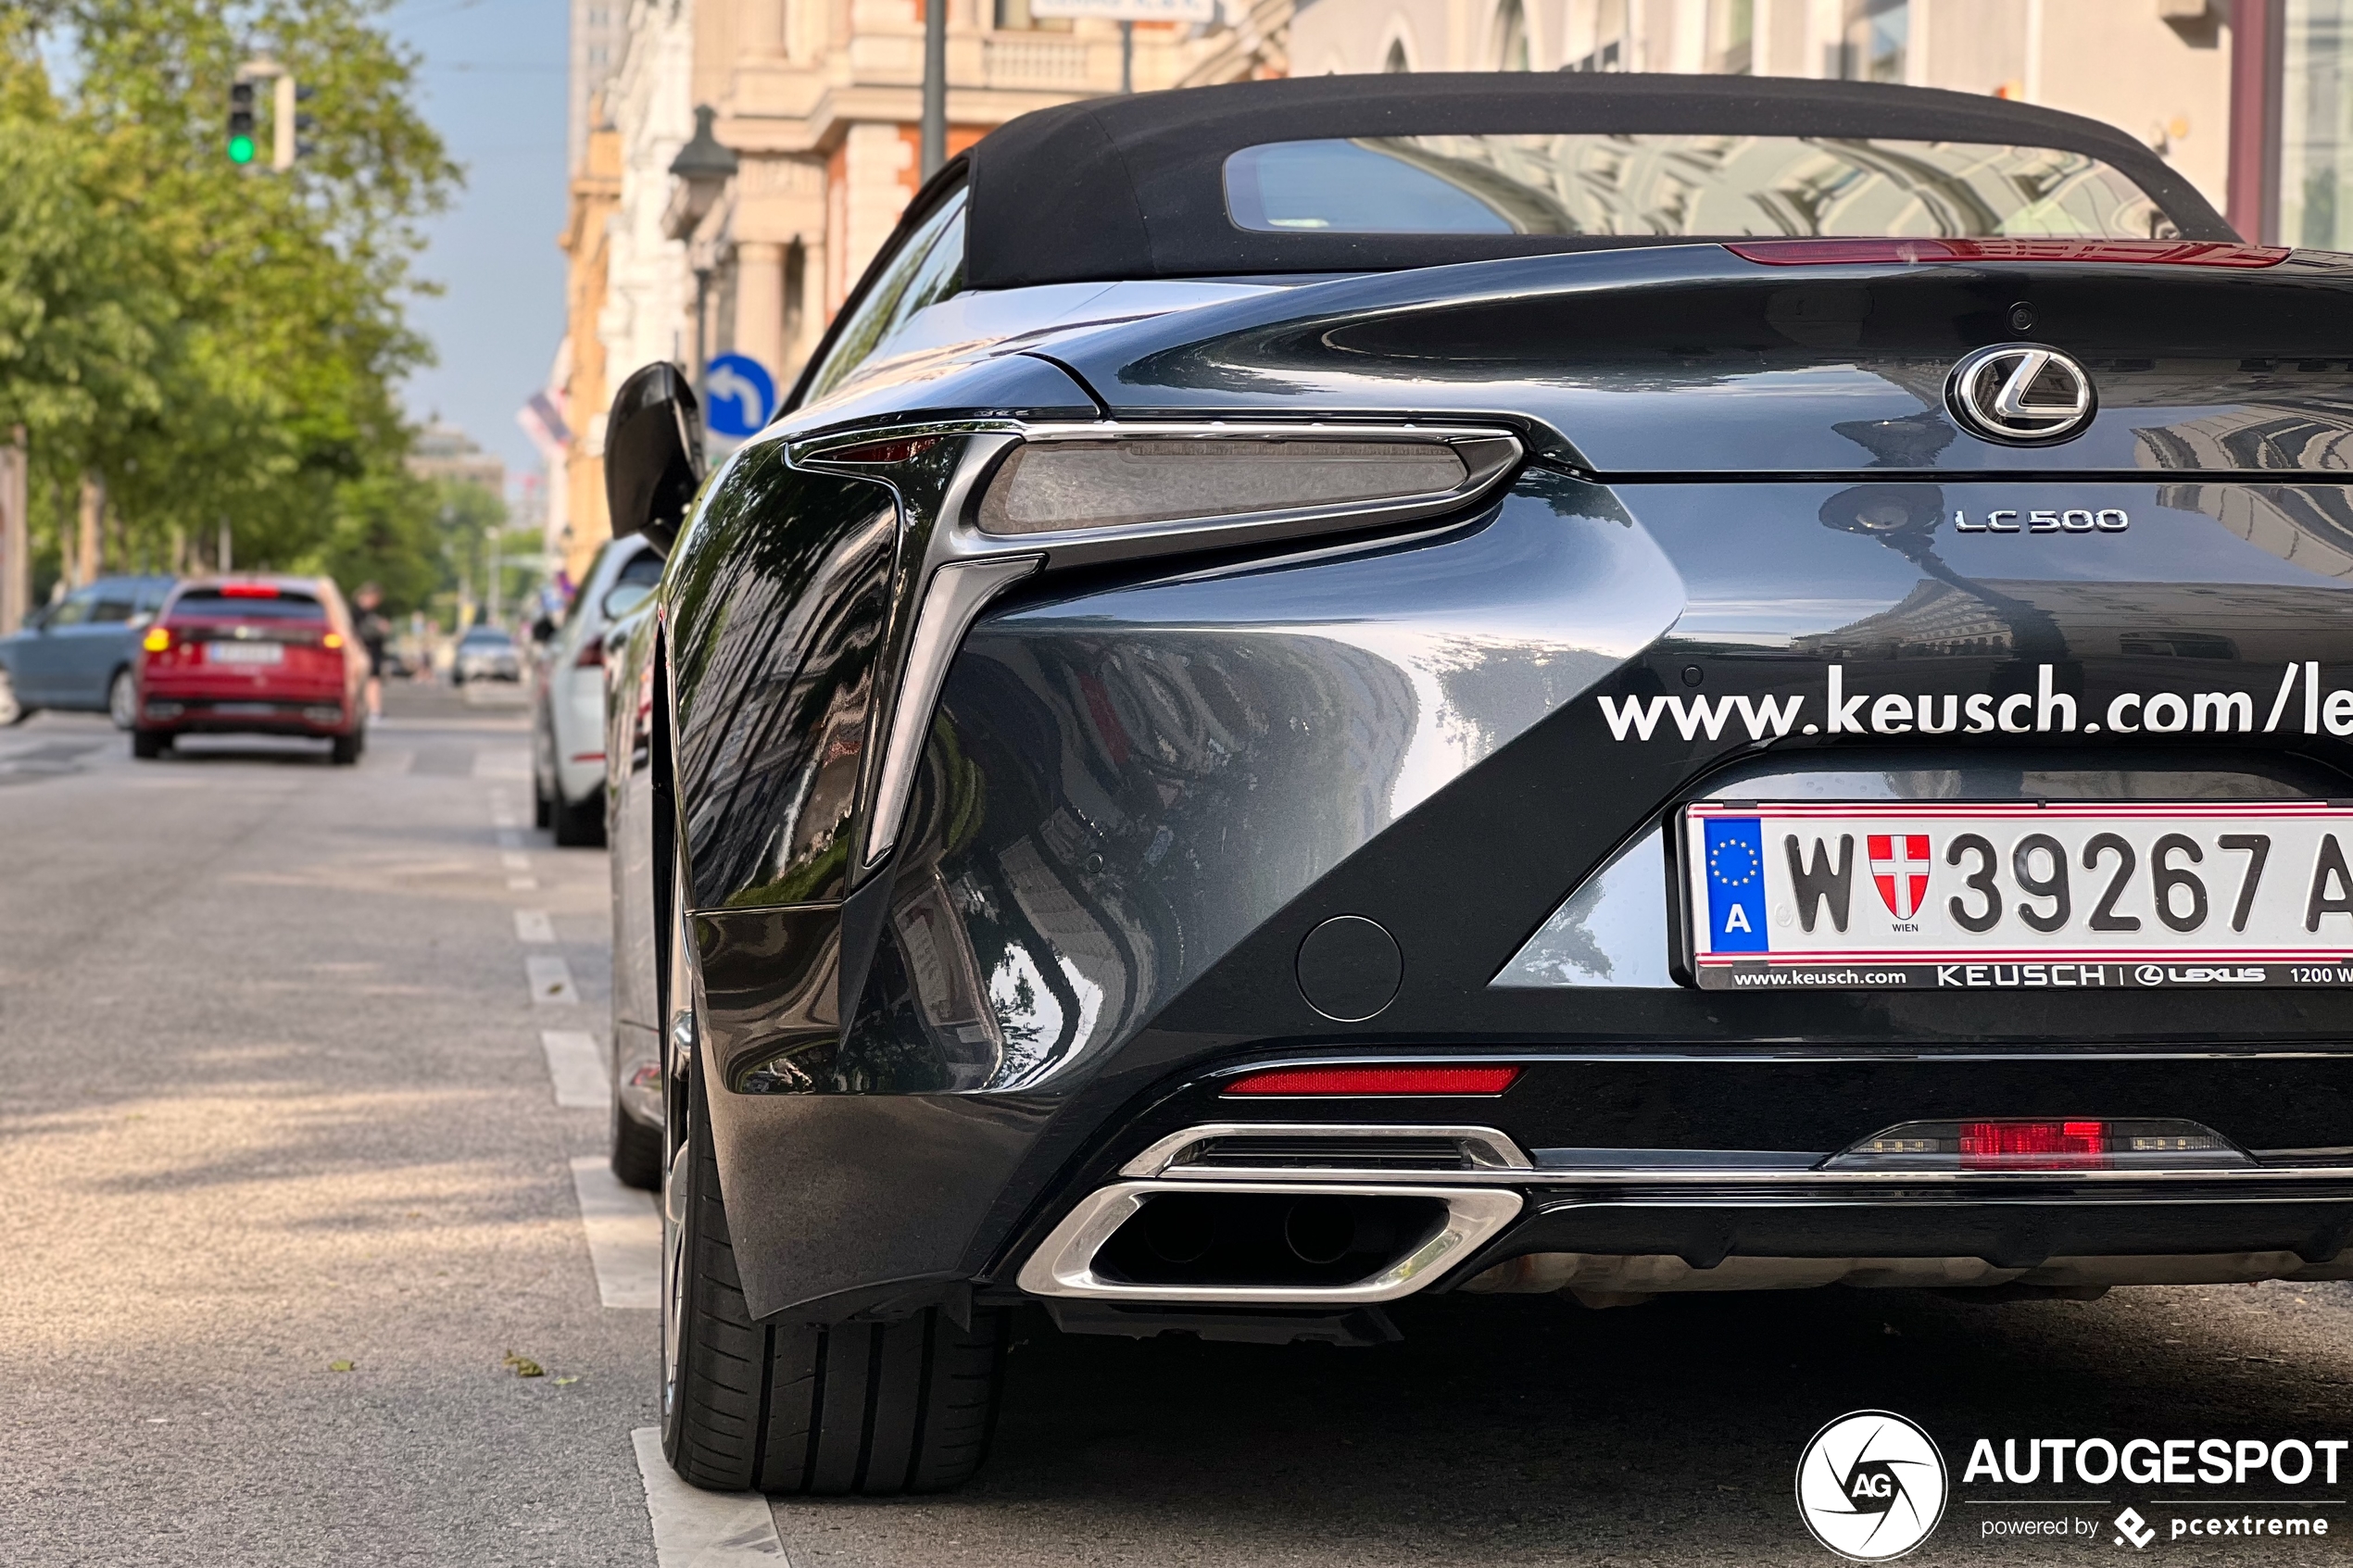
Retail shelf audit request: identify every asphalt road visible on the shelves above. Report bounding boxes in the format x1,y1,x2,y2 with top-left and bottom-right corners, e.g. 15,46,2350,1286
6,684,2353,1566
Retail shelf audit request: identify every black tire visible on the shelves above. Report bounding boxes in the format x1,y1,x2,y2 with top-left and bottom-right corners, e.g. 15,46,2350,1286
610,1097,662,1191
552,783,605,847
533,764,553,828
662,1068,1004,1496
329,730,362,766
131,728,169,760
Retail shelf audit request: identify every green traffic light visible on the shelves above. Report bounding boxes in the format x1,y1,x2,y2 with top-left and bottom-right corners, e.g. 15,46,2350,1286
228,134,256,164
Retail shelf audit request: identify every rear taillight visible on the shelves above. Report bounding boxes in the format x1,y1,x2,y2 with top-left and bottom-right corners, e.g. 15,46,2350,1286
1221,1065,1522,1097
322,632,345,649
574,639,604,669
141,627,171,654
1725,238,2291,269
1957,1120,2107,1169
1828,1118,2245,1172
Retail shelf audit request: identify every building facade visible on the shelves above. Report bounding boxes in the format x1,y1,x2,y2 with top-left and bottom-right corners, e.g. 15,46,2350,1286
1291,0,2235,211
547,0,1283,573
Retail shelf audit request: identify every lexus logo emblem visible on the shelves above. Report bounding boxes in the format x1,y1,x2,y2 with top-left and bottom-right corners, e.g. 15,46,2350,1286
1947,343,2096,444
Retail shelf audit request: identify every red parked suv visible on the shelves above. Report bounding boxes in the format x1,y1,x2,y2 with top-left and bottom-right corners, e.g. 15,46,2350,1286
132,577,370,763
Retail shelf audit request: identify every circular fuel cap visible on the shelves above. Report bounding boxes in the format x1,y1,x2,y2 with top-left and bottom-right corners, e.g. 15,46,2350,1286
1295,915,1403,1022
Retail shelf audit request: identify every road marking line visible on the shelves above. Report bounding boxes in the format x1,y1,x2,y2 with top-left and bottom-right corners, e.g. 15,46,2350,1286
514,909,555,943
500,850,531,871
527,954,579,1005
508,876,538,891
573,1160,661,1309
541,1029,608,1108
630,1428,786,1563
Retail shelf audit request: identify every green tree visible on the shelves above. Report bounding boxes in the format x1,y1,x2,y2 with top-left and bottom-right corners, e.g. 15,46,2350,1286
0,1,458,589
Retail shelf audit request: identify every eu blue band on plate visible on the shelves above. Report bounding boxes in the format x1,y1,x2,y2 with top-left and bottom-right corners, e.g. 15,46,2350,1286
1702,816,1769,953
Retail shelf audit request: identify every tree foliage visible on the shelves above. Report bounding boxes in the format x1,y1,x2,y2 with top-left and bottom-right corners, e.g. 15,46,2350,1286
0,1,466,607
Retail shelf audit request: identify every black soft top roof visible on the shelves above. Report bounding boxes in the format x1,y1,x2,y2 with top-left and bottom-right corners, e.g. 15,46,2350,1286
959,72,2233,288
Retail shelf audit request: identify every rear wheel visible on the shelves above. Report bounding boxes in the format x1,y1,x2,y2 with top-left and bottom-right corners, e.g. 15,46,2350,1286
131,729,170,760
661,1062,1005,1495
610,1096,662,1191
551,783,605,847
107,668,136,730
0,668,29,726
329,730,363,766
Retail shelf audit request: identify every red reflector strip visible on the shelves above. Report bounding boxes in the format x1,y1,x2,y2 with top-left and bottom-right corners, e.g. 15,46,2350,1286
1725,238,2290,269
821,435,941,465
218,583,282,597
569,751,606,763
1957,1119,2107,1168
1221,1065,1521,1097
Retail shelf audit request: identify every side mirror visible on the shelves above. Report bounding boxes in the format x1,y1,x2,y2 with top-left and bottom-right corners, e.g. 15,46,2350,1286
531,615,558,644
604,362,704,554
601,582,653,621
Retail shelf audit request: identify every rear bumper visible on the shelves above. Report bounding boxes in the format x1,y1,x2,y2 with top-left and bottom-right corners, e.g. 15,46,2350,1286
707,1044,2353,1322
139,696,353,734
1013,1114,2353,1305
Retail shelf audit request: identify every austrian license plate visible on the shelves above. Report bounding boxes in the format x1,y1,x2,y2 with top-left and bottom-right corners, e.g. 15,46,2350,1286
1683,801,2353,991
207,641,283,665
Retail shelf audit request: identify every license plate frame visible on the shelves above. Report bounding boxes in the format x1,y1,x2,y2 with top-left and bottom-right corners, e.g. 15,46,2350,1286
206,641,283,666
1680,799,2353,991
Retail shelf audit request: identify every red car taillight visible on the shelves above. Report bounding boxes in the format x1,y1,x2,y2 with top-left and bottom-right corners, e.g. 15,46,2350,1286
1957,1120,2108,1170
574,639,605,669
1221,1065,1522,1097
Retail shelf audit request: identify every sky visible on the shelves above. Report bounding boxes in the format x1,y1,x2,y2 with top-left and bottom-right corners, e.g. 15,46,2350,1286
385,0,573,493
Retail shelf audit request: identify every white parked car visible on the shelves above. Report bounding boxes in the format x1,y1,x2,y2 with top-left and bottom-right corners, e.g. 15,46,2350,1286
531,537,662,845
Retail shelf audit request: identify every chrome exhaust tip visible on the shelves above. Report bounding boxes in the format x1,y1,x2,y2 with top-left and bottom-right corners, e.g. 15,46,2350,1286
1015,1181,1522,1305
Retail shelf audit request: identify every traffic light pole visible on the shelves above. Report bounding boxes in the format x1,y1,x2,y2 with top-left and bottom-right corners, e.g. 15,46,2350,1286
233,58,307,172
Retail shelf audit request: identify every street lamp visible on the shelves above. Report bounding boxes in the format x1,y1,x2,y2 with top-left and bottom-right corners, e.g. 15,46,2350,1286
667,106,739,426
922,0,947,176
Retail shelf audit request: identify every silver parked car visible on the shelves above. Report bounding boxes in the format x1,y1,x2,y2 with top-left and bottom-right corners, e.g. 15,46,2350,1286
451,624,521,684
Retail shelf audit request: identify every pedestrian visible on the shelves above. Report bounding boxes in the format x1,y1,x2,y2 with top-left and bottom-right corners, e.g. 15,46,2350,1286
352,582,393,721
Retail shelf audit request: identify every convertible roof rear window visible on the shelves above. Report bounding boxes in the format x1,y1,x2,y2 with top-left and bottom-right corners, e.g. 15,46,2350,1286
1224,134,2175,241
955,73,2231,287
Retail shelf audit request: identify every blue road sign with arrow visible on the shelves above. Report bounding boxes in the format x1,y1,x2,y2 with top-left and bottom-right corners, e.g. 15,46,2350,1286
703,354,777,438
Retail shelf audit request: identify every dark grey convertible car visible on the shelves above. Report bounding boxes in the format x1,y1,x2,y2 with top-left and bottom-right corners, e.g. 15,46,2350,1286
600,72,2353,1496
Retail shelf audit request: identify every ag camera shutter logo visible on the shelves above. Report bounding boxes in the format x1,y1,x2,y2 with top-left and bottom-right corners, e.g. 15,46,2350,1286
1795,1410,1949,1561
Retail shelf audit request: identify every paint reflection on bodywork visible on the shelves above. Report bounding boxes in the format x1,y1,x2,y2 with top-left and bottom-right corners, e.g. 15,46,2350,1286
833,473,1689,1091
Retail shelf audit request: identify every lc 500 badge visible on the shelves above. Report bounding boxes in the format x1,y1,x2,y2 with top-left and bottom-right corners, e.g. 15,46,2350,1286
1954,508,2127,533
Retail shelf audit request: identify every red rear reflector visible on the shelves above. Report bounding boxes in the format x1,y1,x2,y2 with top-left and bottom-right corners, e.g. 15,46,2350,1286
1957,1119,2107,1169
219,583,281,597
822,435,940,465
574,639,605,669
1222,1065,1521,1098
1725,238,2290,269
